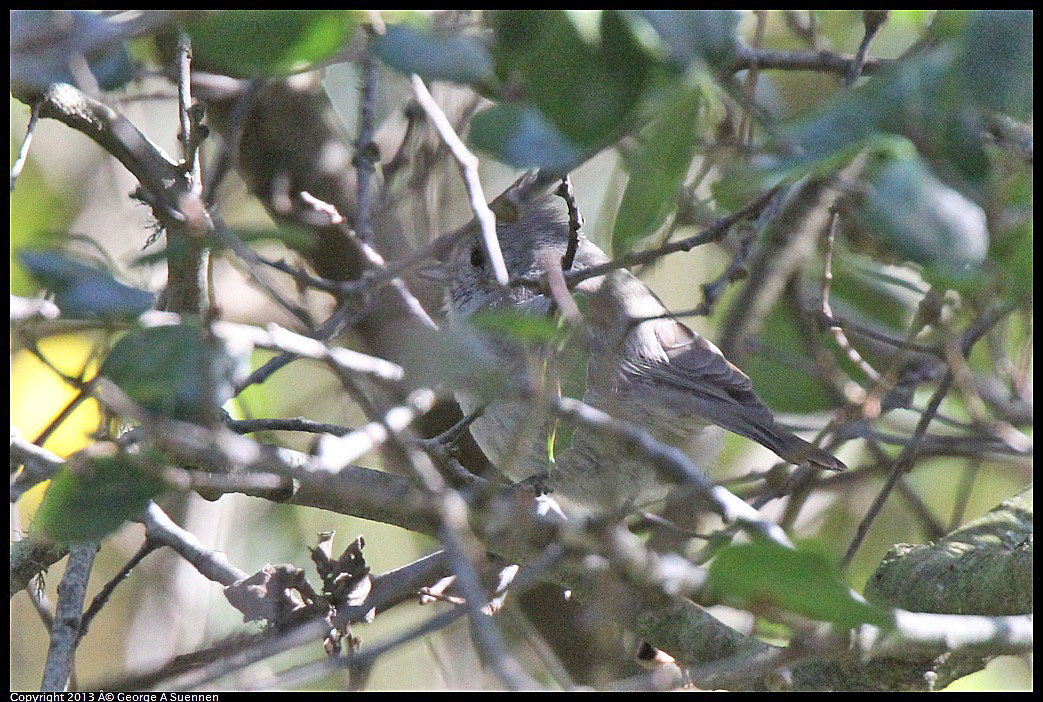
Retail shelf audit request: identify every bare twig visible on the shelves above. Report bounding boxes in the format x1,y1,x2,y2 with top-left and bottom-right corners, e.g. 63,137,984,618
551,396,794,549
561,185,781,288
782,10,821,50
736,10,768,152
410,74,509,286
316,389,437,472
40,544,97,691
731,45,893,77
842,369,954,567
77,541,157,643
556,175,583,271
143,502,247,586
175,30,202,195
820,209,881,382
162,30,210,314
204,80,259,208
125,550,453,691
845,11,890,87
10,99,41,192
11,427,66,501
226,416,356,437
354,36,379,244
297,190,439,331
11,82,183,217
441,505,540,690
948,460,980,531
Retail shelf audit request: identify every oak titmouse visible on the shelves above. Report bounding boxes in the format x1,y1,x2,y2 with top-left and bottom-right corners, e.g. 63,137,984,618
443,196,845,510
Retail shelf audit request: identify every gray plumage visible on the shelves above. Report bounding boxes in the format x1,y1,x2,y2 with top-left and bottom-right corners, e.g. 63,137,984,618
444,197,844,510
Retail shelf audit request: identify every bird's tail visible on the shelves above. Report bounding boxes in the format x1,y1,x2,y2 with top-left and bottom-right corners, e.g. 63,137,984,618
754,423,847,472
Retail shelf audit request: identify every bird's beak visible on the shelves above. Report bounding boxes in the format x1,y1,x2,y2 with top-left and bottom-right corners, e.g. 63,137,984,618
415,262,450,283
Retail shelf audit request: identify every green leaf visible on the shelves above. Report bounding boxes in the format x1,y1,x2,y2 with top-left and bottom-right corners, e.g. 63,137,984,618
612,87,701,254
741,304,834,414
469,104,583,171
771,12,1029,194
374,25,493,85
955,10,1032,119
773,71,916,179
830,252,922,335
397,324,514,407
18,250,155,319
988,169,1033,304
854,152,988,280
627,10,741,72
922,10,972,41
470,308,565,345
99,323,243,424
35,448,166,545
710,160,772,213
708,541,893,629
185,10,358,77
489,10,656,149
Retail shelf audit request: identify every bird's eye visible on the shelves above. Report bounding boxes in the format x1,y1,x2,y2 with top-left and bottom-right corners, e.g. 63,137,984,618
469,246,484,268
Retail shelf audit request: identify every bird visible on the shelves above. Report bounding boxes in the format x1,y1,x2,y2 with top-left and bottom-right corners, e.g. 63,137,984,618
441,194,845,510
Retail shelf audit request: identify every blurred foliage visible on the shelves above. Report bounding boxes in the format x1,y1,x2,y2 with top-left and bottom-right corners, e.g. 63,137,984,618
99,323,246,424
182,10,360,77
612,87,703,254
708,540,892,628
20,249,156,318
35,448,167,544
11,10,134,93
374,24,493,86
470,307,565,345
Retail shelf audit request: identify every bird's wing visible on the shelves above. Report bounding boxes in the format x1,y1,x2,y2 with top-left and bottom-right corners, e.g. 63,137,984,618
626,317,776,427
615,317,846,471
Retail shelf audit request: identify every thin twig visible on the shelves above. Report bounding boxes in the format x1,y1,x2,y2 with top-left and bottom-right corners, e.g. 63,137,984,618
560,186,781,288
842,370,954,567
551,396,794,549
315,389,438,473
10,99,41,192
947,460,980,531
204,79,259,208
782,10,821,50
40,544,97,691
845,11,890,87
354,35,380,244
210,220,316,327
77,541,158,643
731,45,893,77
32,385,92,449
410,74,509,285
441,514,540,690
11,83,183,217
143,502,247,586
416,406,485,448
736,10,768,152
297,190,439,331
128,550,453,691
556,175,583,271
27,574,56,634
176,30,202,195
226,417,356,437
821,208,881,382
